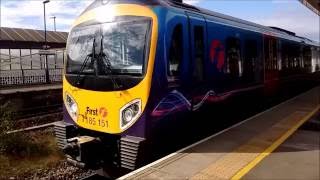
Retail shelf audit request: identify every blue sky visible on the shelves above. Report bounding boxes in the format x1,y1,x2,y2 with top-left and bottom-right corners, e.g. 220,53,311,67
1,0,319,42
194,0,319,42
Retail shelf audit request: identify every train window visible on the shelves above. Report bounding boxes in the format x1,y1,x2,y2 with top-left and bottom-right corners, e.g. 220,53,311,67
272,40,278,70
303,46,312,71
225,37,241,78
264,37,278,71
288,44,295,69
291,45,301,69
281,43,289,70
168,24,183,77
311,47,320,72
243,40,257,82
193,26,205,81
317,48,320,72
298,46,303,68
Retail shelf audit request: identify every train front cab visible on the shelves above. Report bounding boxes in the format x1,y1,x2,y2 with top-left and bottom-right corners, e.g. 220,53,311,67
56,3,159,170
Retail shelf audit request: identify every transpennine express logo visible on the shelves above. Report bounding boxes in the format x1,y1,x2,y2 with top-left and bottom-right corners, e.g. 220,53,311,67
210,40,225,71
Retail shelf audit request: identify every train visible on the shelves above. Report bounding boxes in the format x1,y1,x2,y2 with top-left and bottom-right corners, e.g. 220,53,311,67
55,0,320,172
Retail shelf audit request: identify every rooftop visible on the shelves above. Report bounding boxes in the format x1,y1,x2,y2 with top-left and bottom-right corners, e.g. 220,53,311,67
0,27,68,44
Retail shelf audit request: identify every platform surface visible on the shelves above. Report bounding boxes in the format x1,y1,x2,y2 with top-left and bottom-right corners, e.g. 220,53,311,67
244,116,319,180
119,86,320,180
0,83,62,95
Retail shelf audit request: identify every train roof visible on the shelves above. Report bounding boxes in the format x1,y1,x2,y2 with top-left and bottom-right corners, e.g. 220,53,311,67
85,0,319,47
166,0,319,47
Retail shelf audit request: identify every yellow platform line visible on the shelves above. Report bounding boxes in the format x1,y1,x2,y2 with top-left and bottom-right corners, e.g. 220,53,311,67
191,105,320,180
231,105,320,180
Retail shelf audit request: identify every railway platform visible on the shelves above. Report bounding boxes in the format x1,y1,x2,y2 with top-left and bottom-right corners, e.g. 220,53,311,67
0,83,62,95
118,86,320,180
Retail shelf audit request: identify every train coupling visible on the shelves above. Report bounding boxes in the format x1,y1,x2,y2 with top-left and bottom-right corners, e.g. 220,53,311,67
63,136,102,169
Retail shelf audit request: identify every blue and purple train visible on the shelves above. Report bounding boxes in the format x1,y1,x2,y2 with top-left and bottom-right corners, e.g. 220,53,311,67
55,0,320,171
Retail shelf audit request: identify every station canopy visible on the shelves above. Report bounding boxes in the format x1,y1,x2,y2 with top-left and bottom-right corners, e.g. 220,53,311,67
300,0,320,15
0,27,68,49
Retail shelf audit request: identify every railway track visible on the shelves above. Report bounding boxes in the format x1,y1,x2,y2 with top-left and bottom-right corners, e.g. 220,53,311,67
7,121,59,134
13,103,63,120
2,103,63,133
79,173,110,180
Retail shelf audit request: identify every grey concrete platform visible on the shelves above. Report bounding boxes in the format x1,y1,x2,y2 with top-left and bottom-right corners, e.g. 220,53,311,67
118,86,320,180
243,115,320,180
0,83,62,95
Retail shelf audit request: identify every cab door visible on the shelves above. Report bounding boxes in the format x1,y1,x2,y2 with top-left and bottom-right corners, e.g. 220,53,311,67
186,13,208,109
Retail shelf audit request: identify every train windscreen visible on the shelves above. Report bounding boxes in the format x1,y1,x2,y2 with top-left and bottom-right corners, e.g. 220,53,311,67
66,17,151,76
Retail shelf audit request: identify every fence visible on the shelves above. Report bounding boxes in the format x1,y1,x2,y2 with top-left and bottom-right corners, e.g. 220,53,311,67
0,49,65,87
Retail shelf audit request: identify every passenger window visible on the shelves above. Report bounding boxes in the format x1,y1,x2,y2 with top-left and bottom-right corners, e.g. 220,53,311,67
243,40,258,82
281,43,289,70
168,24,183,77
264,37,278,71
288,44,295,69
193,26,204,81
289,44,300,69
303,46,312,71
225,37,241,77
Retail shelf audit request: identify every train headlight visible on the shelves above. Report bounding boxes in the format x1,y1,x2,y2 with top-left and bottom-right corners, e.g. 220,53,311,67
123,108,134,123
120,99,141,130
65,93,78,120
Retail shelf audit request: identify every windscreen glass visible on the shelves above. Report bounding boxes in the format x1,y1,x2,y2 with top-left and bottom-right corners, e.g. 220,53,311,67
66,17,151,75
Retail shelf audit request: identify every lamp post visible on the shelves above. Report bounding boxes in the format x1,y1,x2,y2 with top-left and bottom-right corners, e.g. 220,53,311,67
50,15,56,31
43,0,49,49
43,0,50,83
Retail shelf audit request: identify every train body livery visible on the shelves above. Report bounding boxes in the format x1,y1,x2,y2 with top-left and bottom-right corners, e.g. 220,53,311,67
57,0,320,170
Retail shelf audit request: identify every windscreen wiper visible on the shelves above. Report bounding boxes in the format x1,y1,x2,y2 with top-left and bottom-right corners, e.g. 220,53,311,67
98,35,121,89
76,38,96,85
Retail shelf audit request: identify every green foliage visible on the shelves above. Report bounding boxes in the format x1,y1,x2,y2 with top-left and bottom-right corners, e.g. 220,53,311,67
1,133,53,157
0,102,15,154
0,131,63,179
0,101,63,179
0,102,52,157
0,101,14,127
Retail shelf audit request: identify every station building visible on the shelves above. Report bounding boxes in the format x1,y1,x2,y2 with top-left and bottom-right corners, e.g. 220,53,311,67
0,27,68,86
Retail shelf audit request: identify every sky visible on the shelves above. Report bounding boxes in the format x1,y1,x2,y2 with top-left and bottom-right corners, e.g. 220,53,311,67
0,0,319,42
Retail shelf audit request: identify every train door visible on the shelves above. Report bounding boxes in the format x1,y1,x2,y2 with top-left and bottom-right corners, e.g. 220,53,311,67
186,13,208,109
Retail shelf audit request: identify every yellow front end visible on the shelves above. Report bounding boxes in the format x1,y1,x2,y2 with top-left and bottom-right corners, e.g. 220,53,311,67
63,4,158,134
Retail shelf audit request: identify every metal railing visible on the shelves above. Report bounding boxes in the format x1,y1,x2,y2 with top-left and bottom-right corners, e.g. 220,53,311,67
0,68,63,86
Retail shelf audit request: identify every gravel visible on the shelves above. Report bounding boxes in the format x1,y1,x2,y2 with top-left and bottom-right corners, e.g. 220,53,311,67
17,161,95,180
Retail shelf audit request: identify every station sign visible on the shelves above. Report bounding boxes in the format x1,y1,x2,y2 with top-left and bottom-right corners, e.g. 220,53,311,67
42,45,51,49
39,50,56,55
